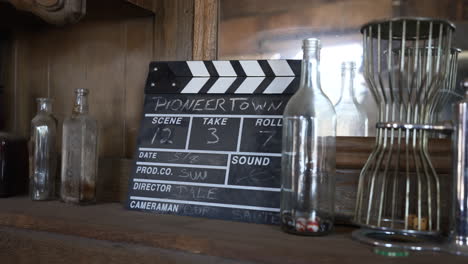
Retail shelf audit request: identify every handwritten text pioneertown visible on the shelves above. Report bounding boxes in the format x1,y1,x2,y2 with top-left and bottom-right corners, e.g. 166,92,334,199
152,96,284,113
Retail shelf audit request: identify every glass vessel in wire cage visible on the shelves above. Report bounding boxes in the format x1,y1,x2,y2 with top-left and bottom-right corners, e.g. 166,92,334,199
280,38,336,236
61,89,98,204
353,18,459,249
30,98,57,200
335,61,368,137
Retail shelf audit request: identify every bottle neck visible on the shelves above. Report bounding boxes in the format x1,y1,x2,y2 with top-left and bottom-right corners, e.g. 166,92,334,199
340,66,356,103
73,94,89,115
300,48,322,94
37,100,52,113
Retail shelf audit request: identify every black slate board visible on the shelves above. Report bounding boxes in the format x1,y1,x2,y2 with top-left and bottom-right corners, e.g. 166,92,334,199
126,60,300,224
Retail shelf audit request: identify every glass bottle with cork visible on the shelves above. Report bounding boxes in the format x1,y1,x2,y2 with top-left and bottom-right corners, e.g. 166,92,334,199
61,88,98,204
281,38,336,235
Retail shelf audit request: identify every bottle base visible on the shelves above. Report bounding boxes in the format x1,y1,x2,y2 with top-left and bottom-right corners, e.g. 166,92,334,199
281,211,334,236
31,192,56,201
281,225,333,236
31,197,56,201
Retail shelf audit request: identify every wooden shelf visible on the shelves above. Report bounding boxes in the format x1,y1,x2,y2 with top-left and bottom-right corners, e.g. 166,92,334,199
0,197,465,263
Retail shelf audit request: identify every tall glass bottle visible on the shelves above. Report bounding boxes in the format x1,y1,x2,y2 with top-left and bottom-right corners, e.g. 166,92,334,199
334,62,368,137
281,38,336,235
61,89,98,204
30,98,57,200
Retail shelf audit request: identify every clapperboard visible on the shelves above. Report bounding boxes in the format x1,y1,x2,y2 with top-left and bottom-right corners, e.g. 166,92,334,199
126,60,300,225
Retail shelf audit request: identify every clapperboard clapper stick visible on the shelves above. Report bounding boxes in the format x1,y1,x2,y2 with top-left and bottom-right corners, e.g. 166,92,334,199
126,60,300,225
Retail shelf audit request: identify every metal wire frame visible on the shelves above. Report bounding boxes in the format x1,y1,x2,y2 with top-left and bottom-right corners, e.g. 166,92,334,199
354,17,457,234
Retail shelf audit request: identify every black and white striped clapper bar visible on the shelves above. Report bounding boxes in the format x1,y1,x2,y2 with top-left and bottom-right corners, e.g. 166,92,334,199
127,60,300,225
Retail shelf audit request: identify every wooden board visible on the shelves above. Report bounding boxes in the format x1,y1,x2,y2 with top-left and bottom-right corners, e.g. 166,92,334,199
81,20,126,157
153,0,194,61
193,0,219,60
0,227,239,264
0,197,466,264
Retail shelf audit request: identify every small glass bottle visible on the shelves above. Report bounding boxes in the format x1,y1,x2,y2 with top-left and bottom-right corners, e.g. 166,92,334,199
281,38,336,235
61,89,98,204
334,62,368,137
30,98,57,200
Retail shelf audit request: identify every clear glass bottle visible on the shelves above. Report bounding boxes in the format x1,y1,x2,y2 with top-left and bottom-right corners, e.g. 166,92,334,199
61,89,98,204
281,38,336,235
30,98,57,200
334,62,368,137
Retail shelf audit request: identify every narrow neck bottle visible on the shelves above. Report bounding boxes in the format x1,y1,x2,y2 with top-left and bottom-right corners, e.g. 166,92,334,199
37,98,53,113
338,62,356,104
281,38,336,236
72,89,89,115
300,39,323,95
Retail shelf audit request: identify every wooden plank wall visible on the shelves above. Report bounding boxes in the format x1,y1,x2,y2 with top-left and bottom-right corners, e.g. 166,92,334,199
3,18,153,158
2,0,219,202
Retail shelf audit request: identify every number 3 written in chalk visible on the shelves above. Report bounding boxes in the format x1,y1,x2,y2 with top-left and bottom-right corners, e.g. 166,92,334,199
207,127,219,144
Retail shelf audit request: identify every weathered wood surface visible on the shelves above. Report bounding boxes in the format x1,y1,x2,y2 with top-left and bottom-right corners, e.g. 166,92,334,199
153,0,194,60
2,17,155,156
193,0,218,60
0,197,465,264
2,0,225,213
0,226,242,264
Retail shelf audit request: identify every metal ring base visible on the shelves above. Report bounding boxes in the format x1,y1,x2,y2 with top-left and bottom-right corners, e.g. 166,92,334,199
352,228,443,252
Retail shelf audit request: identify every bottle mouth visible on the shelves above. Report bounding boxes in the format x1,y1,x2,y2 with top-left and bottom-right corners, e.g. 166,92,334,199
302,38,321,50
36,97,53,102
75,88,89,95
